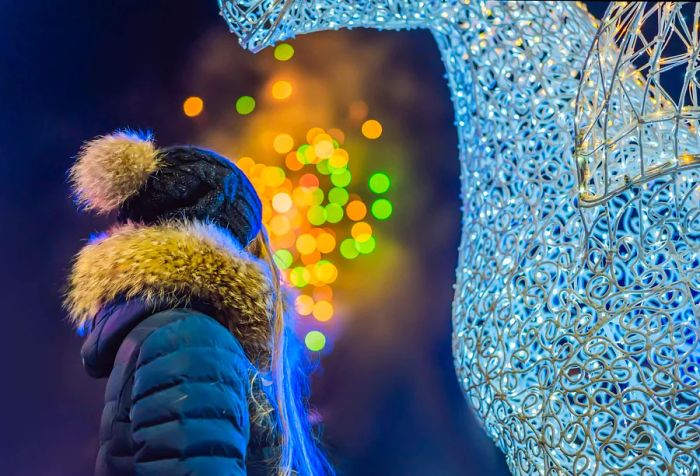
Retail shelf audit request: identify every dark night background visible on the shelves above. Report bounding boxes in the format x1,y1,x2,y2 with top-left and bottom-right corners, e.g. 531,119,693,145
0,2,609,475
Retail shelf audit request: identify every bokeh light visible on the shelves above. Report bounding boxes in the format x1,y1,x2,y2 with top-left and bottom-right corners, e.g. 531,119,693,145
313,300,334,321
273,134,295,154
328,187,349,205
340,238,360,259
305,330,326,352
330,169,351,187
316,232,336,253
349,100,369,122
351,222,373,242
325,203,344,223
236,95,256,115
183,96,204,117
369,172,391,193
273,249,293,269
295,294,314,316
296,233,317,254
346,200,367,221
371,198,393,220
272,80,293,100
355,236,377,254
361,119,383,139
274,43,295,61
272,192,293,213
224,62,394,354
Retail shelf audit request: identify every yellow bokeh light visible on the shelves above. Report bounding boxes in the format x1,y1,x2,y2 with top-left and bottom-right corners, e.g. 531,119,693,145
296,233,317,254
329,149,349,168
351,222,373,242
297,144,318,164
271,80,293,100
269,215,291,236
311,133,332,145
183,96,204,117
236,156,255,174
261,203,273,223
290,209,304,228
250,163,266,177
314,140,334,159
250,176,266,195
312,300,334,321
346,200,367,221
316,232,336,253
272,192,292,213
295,295,314,316
273,134,294,154
292,187,314,207
306,127,325,144
262,166,286,187
361,119,383,139
316,262,338,284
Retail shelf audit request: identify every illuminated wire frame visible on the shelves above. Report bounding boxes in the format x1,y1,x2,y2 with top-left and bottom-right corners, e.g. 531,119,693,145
218,0,293,52
575,2,700,206
220,1,700,474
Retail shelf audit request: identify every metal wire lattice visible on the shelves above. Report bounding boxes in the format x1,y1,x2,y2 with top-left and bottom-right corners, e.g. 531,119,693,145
220,1,700,474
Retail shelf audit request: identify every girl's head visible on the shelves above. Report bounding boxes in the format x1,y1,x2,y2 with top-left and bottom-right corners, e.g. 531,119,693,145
70,130,332,476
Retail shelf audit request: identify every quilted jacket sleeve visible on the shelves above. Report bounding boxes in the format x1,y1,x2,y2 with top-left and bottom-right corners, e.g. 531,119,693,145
129,309,251,475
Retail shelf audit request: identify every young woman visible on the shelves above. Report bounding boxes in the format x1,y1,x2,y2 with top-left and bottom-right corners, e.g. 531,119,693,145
64,131,333,476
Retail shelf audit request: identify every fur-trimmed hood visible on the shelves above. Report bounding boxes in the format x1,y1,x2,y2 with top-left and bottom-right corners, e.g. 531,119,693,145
65,220,274,365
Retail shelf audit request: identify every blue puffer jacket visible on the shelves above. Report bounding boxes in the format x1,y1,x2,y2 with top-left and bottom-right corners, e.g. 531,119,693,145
83,300,251,475
66,221,277,475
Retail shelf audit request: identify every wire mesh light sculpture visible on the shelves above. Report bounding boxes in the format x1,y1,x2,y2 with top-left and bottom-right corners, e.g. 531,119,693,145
219,1,700,474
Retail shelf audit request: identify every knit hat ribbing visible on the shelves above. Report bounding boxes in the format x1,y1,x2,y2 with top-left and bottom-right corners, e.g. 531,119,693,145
70,131,262,247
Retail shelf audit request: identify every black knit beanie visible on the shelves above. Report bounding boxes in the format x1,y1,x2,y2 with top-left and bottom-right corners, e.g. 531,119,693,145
69,131,262,247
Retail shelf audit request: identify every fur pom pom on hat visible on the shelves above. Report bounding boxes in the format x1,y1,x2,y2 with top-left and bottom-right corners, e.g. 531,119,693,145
70,130,263,247
70,131,159,214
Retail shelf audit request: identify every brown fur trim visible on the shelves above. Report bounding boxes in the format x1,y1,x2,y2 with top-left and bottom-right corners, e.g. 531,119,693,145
65,220,273,363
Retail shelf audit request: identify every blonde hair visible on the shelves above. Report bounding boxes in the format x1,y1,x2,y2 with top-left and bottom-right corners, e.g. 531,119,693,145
247,227,333,476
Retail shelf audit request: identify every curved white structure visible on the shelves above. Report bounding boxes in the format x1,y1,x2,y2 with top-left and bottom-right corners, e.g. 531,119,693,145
220,2,700,473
